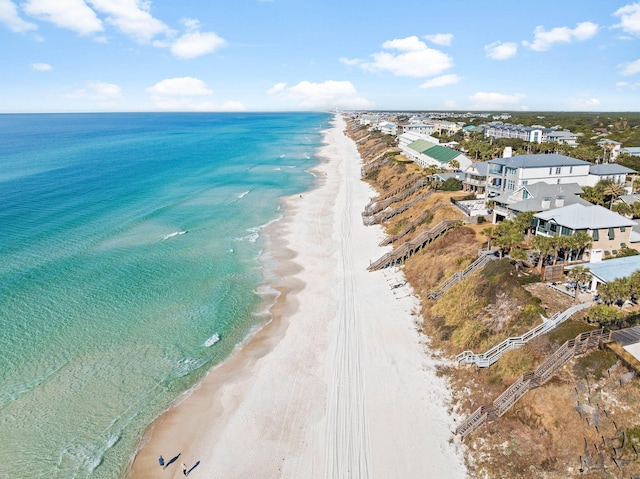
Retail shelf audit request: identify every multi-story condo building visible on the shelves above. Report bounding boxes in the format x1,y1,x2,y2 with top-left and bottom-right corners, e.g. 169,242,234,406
486,154,591,197
484,122,578,146
403,122,435,136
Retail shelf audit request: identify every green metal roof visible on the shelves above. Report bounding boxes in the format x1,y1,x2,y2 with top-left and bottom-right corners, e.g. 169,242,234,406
407,139,436,153
424,145,460,163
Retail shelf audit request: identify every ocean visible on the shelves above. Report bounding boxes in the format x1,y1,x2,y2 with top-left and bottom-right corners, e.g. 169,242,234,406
0,112,331,478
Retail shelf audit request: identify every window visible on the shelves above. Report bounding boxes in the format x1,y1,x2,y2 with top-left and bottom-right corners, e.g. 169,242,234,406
555,167,561,174
569,166,573,174
592,229,599,241
608,228,615,240
549,167,553,175
621,226,626,232
506,180,515,191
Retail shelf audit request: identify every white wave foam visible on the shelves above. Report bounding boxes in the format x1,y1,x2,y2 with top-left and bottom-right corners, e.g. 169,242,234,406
174,357,207,377
235,191,249,199
162,231,187,241
234,216,283,243
204,333,220,347
62,432,121,473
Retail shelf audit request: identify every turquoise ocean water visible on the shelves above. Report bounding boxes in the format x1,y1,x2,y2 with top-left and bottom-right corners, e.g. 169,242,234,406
0,112,330,478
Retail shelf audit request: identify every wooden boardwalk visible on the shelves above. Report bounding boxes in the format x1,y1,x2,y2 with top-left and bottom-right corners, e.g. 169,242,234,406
455,302,591,367
427,253,496,301
455,329,608,439
611,325,640,346
363,179,428,217
368,220,459,271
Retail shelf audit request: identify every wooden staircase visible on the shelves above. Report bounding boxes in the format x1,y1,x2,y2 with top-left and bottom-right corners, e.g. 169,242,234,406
455,329,608,439
368,220,459,271
427,253,497,300
455,303,591,367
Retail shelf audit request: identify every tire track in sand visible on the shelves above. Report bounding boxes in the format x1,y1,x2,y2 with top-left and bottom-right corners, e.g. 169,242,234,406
324,128,372,479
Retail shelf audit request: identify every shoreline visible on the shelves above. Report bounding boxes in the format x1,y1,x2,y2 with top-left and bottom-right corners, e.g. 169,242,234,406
125,114,467,478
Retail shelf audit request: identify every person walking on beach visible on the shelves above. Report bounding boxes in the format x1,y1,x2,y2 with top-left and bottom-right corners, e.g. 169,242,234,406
158,456,164,467
182,462,188,475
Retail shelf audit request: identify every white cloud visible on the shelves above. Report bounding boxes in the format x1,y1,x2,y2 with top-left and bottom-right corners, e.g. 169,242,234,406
469,91,526,109
619,58,640,75
613,3,640,37
424,33,453,46
147,76,212,96
23,0,103,36
484,41,518,60
358,35,453,78
268,80,373,110
88,0,169,43
66,81,121,100
0,0,37,32
170,19,225,59
32,62,52,71
339,57,363,66
419,74,461,89
267,82,286,95
522,21,598,51
570,97,601,109
146,76,229,111
219,100,246,111
617,80,640,89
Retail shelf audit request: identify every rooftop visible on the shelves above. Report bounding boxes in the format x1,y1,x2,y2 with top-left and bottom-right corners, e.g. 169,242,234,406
488,153,589,169
535,203,637,230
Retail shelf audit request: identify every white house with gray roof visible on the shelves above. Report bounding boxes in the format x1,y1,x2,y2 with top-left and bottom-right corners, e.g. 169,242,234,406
486,154,591,197
534,203,638,258
585,164,636,189
491,183,591,222
463,161,489,197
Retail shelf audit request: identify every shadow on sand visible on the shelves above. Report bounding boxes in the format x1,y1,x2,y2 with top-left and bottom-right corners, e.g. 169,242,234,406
163,453,181,470
186,461,200,476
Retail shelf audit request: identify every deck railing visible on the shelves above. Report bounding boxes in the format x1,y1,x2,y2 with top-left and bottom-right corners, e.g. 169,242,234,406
455,303,590,368
368,220,459,271
363,179,429,216
455,329,607,439
427,253,497,300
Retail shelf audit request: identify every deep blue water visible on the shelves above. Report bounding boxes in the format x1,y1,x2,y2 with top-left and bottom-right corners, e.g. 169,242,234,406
0,112,330,478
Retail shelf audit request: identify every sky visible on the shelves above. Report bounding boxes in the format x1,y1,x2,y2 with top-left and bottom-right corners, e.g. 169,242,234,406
0,0,639,113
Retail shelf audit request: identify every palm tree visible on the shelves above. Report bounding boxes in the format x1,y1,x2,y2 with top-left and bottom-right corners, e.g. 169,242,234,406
514,211,535,243
480,226,496,251
603,182,626,209
509,247,528,273
567,266,591,302
531,234,554,273
612,201,632,217
572,231,593,261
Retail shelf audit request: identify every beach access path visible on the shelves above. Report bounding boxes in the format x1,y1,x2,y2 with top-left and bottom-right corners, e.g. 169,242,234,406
126,114,467,478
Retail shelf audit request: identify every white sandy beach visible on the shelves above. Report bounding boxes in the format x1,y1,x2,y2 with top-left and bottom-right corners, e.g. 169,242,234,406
126,114,467,479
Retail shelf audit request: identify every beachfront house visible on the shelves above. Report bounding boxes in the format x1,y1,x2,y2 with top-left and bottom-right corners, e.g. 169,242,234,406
376,121,397,136
403,139,472,171
462,161,488,198
491,182,590,222
533,203,638,260
486,154,591,197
